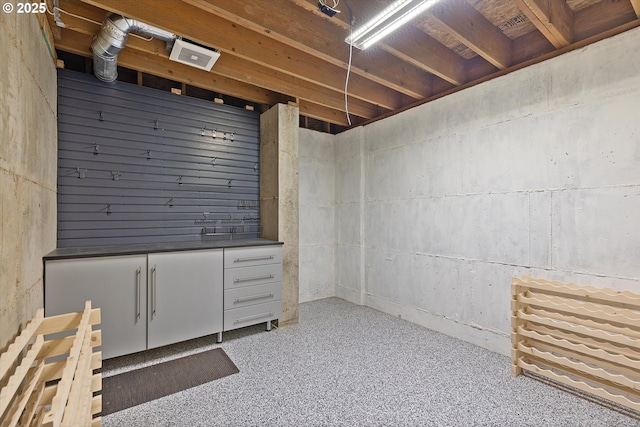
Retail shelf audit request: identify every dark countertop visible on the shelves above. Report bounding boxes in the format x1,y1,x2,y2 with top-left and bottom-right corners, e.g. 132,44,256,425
44,238,283,260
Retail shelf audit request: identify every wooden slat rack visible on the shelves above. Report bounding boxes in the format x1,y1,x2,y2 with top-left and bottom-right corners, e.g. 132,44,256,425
511,276,640,413
0,301,102,427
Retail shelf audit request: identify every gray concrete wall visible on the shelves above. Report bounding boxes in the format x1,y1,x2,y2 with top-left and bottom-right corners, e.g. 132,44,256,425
335,128,365,305
336,27,640,356
0,12,57,349
298,128,336,303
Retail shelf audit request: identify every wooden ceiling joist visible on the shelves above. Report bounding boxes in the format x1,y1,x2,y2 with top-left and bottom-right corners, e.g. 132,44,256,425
49,0,640,133
382,28,468,86
514,0,574,48
55,27,373,122
632,0,640,18
54,29,282,106
290,0,468,86
429,0,513,69
297,101,360,127
78,0,403,111
573,0,639,40
184,0,434,100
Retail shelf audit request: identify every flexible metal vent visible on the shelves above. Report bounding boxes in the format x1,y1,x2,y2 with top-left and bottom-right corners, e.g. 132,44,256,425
91,13,175,83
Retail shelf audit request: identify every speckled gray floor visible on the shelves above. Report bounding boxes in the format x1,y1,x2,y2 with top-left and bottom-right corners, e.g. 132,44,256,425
101,298,640,427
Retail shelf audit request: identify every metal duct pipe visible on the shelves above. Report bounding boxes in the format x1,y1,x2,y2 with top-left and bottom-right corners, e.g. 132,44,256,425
92,13,175,82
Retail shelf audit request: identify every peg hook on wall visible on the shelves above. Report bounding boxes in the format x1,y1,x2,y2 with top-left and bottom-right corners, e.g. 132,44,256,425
75,168,87,179
99,204,112,216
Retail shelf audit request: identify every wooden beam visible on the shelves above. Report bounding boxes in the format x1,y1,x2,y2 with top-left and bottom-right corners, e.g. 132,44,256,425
79,0,404,111
466,30,555,82
354,18,640,131
573,0,638,40
55,28,374,121
428,0,512,69
298,100,357,126
55,28,279,105
382,27,468,86
53,2,379,118
194,51,381,118
514,0,574,48
632,0,640,18
290,0,467,86
185,0,433,99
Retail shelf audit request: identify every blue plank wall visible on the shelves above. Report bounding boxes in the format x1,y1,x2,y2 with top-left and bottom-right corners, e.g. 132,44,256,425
56,70,261,247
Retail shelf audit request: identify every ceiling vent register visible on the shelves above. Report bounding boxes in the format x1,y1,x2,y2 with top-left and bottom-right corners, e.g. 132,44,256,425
92,13,220,83
169,39,220,72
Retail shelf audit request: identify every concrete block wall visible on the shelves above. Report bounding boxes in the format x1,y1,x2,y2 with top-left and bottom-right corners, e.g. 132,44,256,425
298,129,336,302
0,12,57,349
335,27,640,356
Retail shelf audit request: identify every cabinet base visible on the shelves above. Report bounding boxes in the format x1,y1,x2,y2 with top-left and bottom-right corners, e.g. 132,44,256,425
216,320,274,343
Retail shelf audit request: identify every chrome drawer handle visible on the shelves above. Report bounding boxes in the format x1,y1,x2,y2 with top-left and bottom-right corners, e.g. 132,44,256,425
151,265,157,318
235,312,274,324
234,274,274,283
234,255,274,263
135,267,141,321
234,293,274,304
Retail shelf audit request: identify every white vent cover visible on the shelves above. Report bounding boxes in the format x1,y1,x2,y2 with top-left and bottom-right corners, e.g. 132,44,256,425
169,39,220,71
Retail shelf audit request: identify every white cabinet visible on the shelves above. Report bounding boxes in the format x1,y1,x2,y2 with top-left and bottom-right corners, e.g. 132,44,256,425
44,244,281,358
45,249,223,359
223,246,283,333
147,250,222,349
45,255,148,359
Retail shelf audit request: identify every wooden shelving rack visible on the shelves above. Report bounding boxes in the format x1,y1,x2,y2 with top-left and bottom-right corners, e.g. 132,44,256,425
0,301,102,426
512,276,640,413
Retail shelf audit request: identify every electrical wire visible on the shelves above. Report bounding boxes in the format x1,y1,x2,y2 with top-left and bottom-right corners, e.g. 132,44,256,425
44,0,153,41
343,0,353,126
319,0,340,8
45,0,101,25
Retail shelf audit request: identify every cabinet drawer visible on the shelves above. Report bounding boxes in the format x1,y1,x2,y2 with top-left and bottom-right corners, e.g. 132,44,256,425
223,300,282,332
224,246,282,268
224,263,282,289
224,282,282,310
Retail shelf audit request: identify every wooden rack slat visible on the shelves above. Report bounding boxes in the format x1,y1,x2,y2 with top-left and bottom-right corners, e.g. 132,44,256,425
515,276,640,309
512,276,640,414
0,302,101,427
518,308,640,348
518,359,640,412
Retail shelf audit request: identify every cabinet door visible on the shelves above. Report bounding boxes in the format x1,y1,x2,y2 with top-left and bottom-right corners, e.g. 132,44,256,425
147,250,223,349
45,255,148,359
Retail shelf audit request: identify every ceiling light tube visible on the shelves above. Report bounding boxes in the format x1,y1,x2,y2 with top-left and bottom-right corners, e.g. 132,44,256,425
345,0,440,49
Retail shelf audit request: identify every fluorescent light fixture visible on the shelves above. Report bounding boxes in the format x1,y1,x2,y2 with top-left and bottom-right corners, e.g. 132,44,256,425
345,0,440,49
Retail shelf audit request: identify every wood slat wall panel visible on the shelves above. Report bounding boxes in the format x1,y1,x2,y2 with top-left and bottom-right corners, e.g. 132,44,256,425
57,70,261,247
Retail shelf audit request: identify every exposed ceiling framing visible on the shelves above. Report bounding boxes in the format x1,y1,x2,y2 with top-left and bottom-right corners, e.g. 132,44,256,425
47,0,640,133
